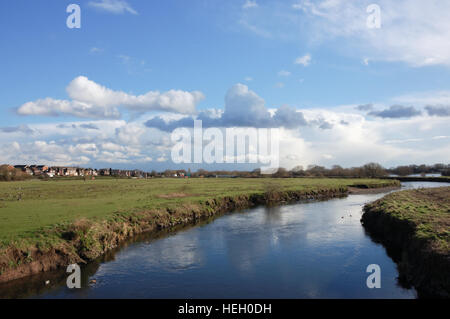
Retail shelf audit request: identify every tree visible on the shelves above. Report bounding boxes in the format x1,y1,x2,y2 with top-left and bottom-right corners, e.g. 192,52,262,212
394,166,413,176
273,167,289,178
362,163,386,178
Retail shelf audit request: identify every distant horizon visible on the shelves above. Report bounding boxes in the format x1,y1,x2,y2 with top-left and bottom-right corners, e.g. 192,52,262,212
4,162,449,173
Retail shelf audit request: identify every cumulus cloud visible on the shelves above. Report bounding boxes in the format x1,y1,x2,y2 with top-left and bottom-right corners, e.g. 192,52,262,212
145,84,308,131
272,105,308,128
294,54,311,66
56,123,99,130
89,0,137,15
0,125,35,134
17,98,121,119
3,105,450,169
356,103,374,111
425,105,450,117
319,121,333,130
79,123,100,130
3,140,92,166
368,105,422,118
16,76,204,119
0,119,172,167
67,76,204,113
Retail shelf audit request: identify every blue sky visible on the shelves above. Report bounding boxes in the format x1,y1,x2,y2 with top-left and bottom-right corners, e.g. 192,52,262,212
1,0,449,170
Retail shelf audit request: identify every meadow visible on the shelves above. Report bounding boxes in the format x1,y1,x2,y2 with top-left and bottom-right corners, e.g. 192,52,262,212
0,177,396,244
362,186,450,297
364,186,450,252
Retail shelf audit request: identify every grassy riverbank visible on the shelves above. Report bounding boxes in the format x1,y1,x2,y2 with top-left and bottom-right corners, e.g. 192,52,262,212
0,178,398,282
362,187,450,298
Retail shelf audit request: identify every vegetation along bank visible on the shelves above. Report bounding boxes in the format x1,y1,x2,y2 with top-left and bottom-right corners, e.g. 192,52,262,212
362,187,450,298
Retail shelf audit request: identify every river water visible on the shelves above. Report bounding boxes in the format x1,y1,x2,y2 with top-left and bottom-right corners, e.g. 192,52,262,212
1,181,448,299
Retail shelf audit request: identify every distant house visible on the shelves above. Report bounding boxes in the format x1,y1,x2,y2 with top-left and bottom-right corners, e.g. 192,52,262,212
29,165,48,176
36,165,48,172
46,167,56,177
8,165,154,179
111,169,120,176
14,165,33,175
65,167,78,176
52,167,64,176
51,167,78,176
132,170,144,178
99,168,111,176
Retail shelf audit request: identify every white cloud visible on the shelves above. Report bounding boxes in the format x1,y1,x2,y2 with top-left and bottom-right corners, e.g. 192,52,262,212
235,1,450,67
392,90,450,106
3,107,450,169
17,98,121,119
295,54,311,66
89,0,137,15
67,76,204,114
243,0,258,9
278,70,291,77
295,0,450,67
0,119,172,167
90,47,104,54
17,76,205,119
6,84,450,169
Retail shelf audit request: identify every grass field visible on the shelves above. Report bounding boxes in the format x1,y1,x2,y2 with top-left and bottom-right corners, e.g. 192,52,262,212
0,177,396,244
364,187,450,252
362,187,450,297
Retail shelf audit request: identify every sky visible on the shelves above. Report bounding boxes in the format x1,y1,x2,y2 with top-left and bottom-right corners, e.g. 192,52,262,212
0,0,449,171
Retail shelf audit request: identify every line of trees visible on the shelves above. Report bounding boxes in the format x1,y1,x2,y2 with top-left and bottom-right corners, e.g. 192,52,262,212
387,163,450,176
156,163,388,178
159,163,449,178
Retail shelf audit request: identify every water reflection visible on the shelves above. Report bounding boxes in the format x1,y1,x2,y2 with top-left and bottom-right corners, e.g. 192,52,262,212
1,182,447,299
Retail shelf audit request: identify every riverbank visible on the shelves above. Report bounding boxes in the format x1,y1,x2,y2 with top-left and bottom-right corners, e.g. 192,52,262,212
382,176,450,183
0,178,399,283
348,185,400,194
361,187,450,298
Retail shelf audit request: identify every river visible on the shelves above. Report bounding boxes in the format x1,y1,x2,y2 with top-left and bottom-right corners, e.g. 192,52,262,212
0,181,448,299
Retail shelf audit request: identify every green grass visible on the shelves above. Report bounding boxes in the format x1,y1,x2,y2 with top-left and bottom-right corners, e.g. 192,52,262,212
366,187,450,252
0,178,396,245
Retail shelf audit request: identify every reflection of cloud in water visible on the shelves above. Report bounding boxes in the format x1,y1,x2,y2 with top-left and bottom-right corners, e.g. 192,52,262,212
97,230,205,275
219,206,309,274
147,232,204,272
